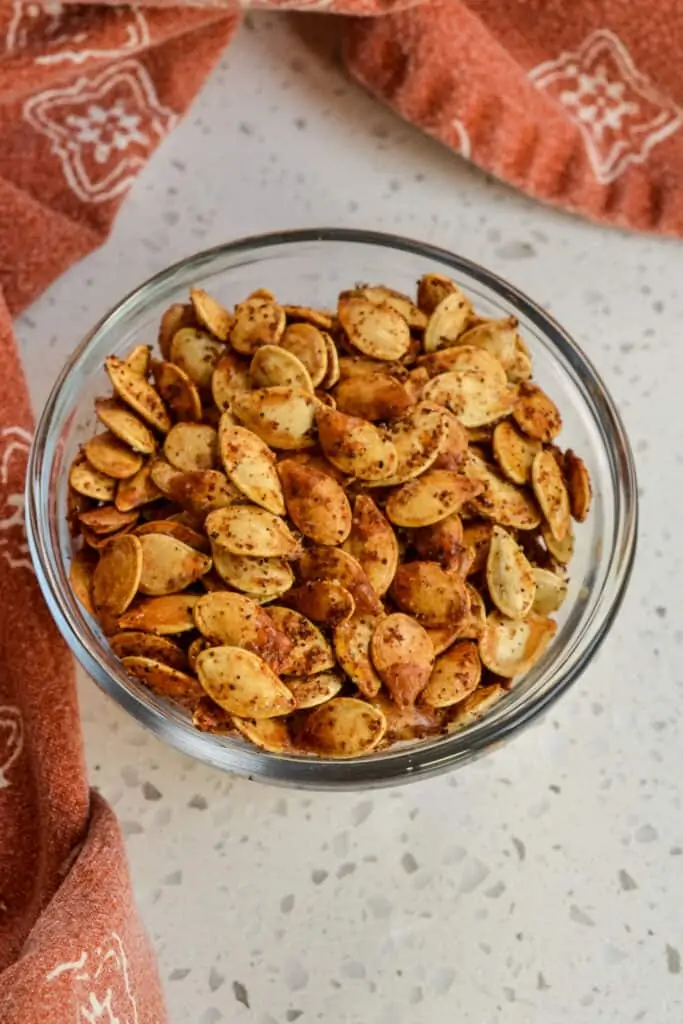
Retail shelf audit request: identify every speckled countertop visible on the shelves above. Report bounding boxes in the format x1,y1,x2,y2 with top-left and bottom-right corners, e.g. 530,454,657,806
16,14,683,1024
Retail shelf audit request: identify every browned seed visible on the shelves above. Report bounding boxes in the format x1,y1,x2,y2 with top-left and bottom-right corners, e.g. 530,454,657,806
92,534,143,618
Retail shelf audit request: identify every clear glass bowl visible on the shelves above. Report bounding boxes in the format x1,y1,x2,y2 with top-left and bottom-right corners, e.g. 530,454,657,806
26,229,637,789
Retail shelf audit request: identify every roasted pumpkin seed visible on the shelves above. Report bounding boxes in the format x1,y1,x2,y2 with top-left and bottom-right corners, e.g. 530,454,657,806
420,640,481,708
230,296,286,355
423,288,473,352
92,534,142,617
251,344,313,393
151,360,202,422
338,294,411,361
342,494,398,597
69,456,116,502
564,449,592,522
219,420,285,515
283,581,355,627
278,458,351,546
385,469,481,528
205,505,300,558
190,287,232,341
478,612,556,677
513,382,562,442
316,406,398,481
486,526,536,620
492,420,541,485
118,594,198,634
138,533,211,595
391,561,469,628
196,645,295,719
303,698,386,757
531,449,571,542
287,672,343,710
232,387,318,449
94,398,157,455
267,606,335,676
163,422,217,472
334,373,411,422
280,323,329,387
333,614,383,699
106,355,171,432
370,613,434,708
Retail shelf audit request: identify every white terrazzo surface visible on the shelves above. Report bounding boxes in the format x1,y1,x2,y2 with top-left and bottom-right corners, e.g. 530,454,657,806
16,14,683,1024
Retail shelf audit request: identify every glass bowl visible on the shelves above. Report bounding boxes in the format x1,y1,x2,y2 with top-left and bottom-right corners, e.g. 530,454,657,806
26,229,637,789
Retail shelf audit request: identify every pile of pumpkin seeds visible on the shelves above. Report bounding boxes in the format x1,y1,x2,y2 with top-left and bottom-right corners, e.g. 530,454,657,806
68,275,592,757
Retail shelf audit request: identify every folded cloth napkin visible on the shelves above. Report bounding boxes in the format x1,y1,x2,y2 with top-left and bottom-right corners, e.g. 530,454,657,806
2,0,683,317
1,0,681,1019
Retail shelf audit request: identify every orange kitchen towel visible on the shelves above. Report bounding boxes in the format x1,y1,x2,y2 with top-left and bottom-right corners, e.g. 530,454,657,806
0,291,166,1019
2,0,683,318
0,0,681,1020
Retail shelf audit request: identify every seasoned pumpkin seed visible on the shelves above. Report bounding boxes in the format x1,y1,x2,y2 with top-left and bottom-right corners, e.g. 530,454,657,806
283,581,355,627
342,494,398,597
513,382,562,442
196,646,295,719
492,420,541,485
391,561,469,628
333,373,411,422
287,672,343,710
532,567,568,615
447,684,506,730
69,456,116,502
219,420,285,515
316,406,398,481
122,656,203,704
267,606,335,676
118,594,198,635
423,288,473,352
280,323,329,387
211,352,250,411
564,449,592,522
83,432,143,479
190,287,232,341
333,614,383,698
194,591,291,670
486,526,536,620
278,458,351,546
303,698,386,757
138,533,211,595
370,613,434,708
211,545,294,600
92,534,142,617
106,355,171,432
205,505,300,558
385,469,481,528
338,294,411,361
94,398,157,455
298,546,383,617
251,344,313,393
531,449,571,542
110,631,187,669
163,422,217,472
230,296,286,355
232,387,318,449
151,360,202,422
421,641,481,708
232,715,293,752
478,612,556,677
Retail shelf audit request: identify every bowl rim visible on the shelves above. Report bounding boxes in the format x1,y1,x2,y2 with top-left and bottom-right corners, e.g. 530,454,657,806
26,227,638,789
